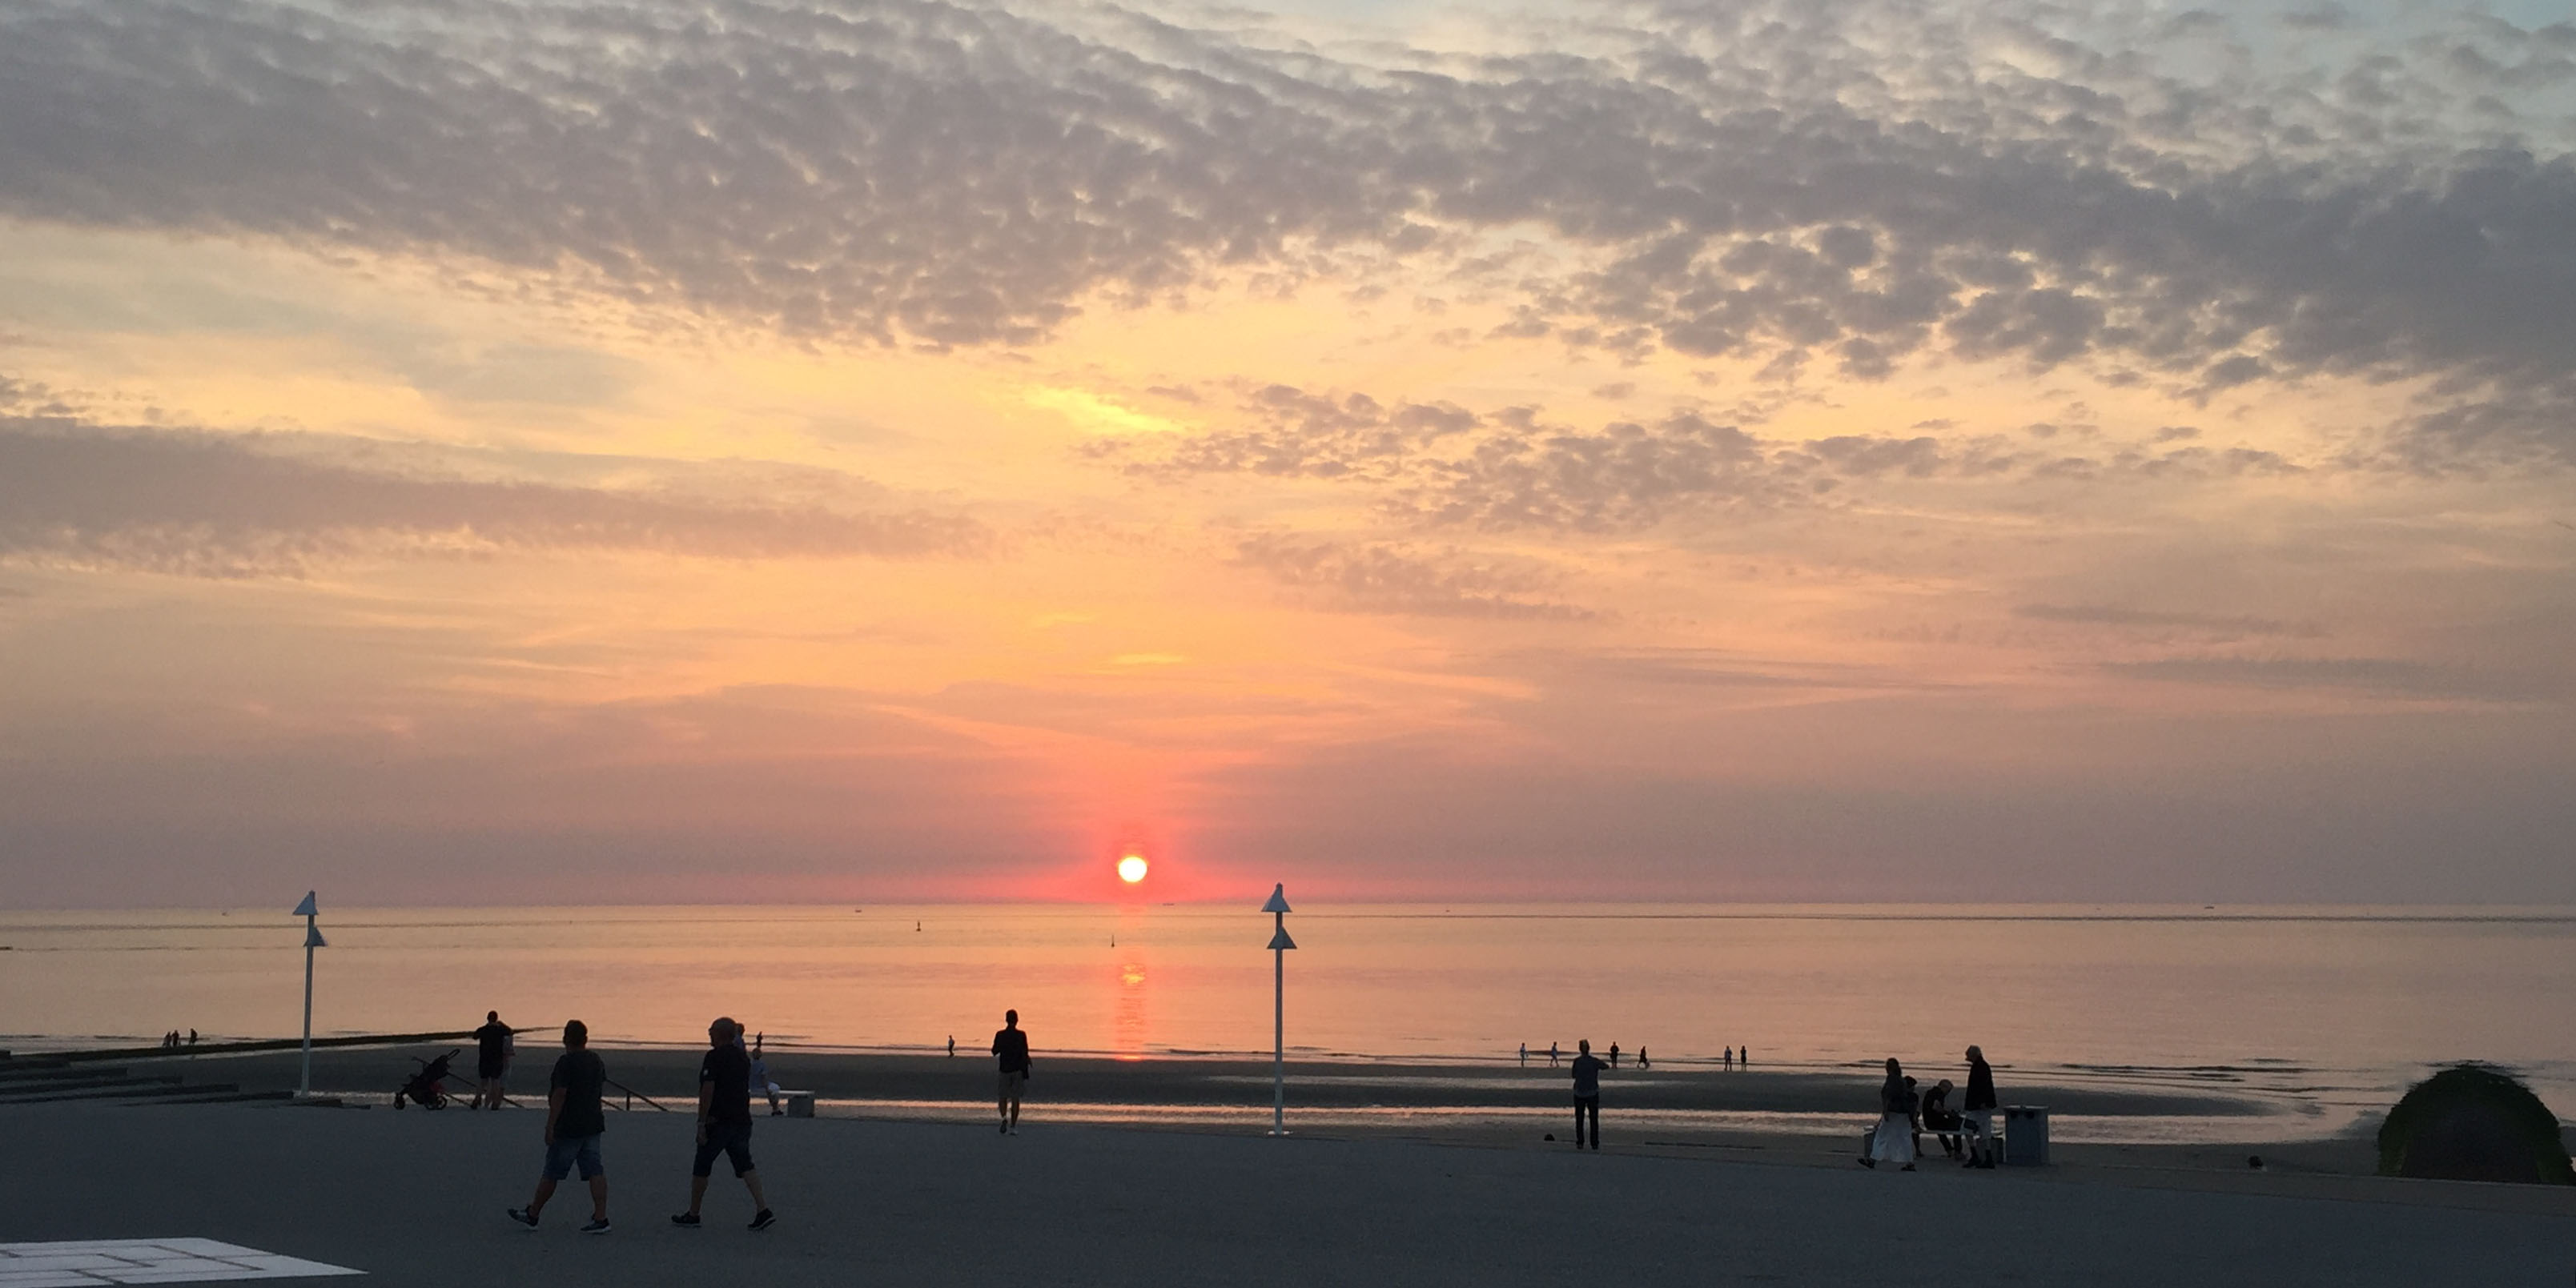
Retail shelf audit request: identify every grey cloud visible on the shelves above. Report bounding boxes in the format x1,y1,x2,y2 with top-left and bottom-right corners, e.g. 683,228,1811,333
1104,383,2309,532
1233,532,1596,620
2015,603,2325,639
0,417,987,577
2104,656,2552,701
0,0,2571,462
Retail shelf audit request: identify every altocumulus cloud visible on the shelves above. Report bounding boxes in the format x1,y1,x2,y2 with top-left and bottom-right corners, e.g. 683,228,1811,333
0,0,2573,462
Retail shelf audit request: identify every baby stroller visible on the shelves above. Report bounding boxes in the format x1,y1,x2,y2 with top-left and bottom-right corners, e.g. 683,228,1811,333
394,1049,462,1109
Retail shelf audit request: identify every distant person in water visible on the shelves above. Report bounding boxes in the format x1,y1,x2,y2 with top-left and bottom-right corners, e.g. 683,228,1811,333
993,1009,1031,1134
1568,1039,1608,1149
187,1029,197,1046
1519,1043,1527,1067
1637,1047,1649,1069
1608,1042,1621,1069
1961,1045,1999,1168
1859,1057,1917,1170
508,1020,611,1234
1741,1045,1750,1067
1722,1046,1733,1071
673,1017,774,1230
1549,1041,1560,1067
947,1035,956,1058
749,1035,782,1117
473,1011,514,1110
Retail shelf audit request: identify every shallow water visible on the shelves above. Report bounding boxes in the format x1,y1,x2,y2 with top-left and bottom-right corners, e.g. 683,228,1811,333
1,903,2568,1131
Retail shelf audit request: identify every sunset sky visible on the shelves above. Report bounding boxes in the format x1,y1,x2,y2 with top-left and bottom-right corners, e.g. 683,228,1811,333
1,0,2571,905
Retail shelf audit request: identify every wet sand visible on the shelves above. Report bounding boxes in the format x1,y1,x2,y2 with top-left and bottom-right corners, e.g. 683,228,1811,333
78,1043,2415,1180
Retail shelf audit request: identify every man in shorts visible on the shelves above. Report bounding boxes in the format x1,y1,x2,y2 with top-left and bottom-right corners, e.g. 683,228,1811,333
472,1011,513,1110
993,1009,1031,1134
507,1020,609,1234
673,1017,774,1230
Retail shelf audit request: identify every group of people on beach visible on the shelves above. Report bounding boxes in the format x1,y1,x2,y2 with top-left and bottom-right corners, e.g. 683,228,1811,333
1859,1045,1999,1171
493,1008,1038,1234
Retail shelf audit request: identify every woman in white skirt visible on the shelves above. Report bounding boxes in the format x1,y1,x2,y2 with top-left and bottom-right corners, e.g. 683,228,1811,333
1859,1057,1918,1170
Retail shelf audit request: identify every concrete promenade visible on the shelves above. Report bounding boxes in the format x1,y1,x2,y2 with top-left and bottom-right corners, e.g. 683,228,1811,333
3,1102,2570,1286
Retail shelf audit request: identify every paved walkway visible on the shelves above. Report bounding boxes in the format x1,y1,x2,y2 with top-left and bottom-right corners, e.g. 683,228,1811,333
1,1104,2568,1286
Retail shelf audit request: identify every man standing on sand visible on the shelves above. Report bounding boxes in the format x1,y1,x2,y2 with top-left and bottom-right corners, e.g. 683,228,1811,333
508,1020,611,1234
1548,1041,1559,1067
1568,1039,1607,1150
673,1017,775,1230
473,1011,513,1110
993,1009,1031,1134
1518,1043,1526,1067
1962,1045,1998,1168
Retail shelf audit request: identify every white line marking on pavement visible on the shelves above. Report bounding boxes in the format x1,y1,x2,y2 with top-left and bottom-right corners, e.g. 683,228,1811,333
0,1241,360,1285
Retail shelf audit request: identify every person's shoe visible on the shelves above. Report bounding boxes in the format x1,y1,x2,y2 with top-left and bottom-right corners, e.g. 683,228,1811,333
1007,1126,1019,1136
770,1109,784,1117
669,1213,701,1228
749,1209,777,1231
508,1207,539,1229
1858,1158,1877,1168
999,1121,1009,1134
1900,1164,1917,1172
581,1218,611,1234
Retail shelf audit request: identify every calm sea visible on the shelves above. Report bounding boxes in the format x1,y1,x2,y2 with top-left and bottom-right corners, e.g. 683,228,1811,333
2,904,2568,1136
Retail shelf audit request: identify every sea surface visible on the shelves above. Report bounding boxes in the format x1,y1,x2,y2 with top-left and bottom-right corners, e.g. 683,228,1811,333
3,903,2570,1142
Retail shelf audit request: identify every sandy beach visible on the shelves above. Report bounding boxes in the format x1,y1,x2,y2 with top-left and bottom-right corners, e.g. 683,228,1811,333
50,1041,2576,1204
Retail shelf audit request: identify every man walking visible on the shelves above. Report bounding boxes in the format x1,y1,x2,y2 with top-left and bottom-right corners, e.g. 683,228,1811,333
508,1021,610,1233
993,1009,1031,1134
1962,1045,1999,1168
472,1011,514,1110
1569,1038,1608,1150
673,1017,774,1230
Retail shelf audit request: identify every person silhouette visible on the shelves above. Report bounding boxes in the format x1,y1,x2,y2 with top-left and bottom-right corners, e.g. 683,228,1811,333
1518,1043,1527,1066
1569,1039,1608,1150
673,1017,774,1230
1637,1046,1649,1069
473,1011,514,1111
1608,1042,1620,1069
1962,1045,1999,1168
993,1009,1031,1134
507,1020,611,1234
1723,1045,1733,1071
1859,1057,1917,1171
1549,1041,1560,1067
947,1035,955,1058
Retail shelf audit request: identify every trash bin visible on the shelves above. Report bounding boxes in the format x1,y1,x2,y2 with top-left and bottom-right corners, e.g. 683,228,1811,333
2003,1105,2049,1166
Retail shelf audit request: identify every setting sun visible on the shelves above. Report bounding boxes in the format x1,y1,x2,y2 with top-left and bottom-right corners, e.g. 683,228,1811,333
1116,854,1148,885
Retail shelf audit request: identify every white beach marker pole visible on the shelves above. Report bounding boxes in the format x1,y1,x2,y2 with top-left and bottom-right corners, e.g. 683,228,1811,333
291,891,325,1098
1262,883,1295,1137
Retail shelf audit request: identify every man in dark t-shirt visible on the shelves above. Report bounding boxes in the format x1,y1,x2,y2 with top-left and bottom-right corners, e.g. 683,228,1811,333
993,1009,1031,1135
472,1011,513,1110
1569,1038,1608,1150
507,1020,609,1232
673,1017,774,1230
1962,1045,1999,1168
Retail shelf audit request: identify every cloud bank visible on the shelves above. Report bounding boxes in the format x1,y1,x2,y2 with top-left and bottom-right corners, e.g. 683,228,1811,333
1,0,2571,463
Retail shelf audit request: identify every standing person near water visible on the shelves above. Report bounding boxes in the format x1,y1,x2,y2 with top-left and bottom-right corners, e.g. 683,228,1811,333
993,1009,1031,1135
472,1011,514,1110
673,1017,775,1230
508,1021,611,1234
1962,1045,1999,1168
1859,1057,1917,1170
1567,1039,1608,1150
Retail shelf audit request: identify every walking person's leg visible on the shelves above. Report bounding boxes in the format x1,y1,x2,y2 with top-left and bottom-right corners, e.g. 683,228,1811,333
1587,1098,1601,1149
1572,1097,1585,1147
